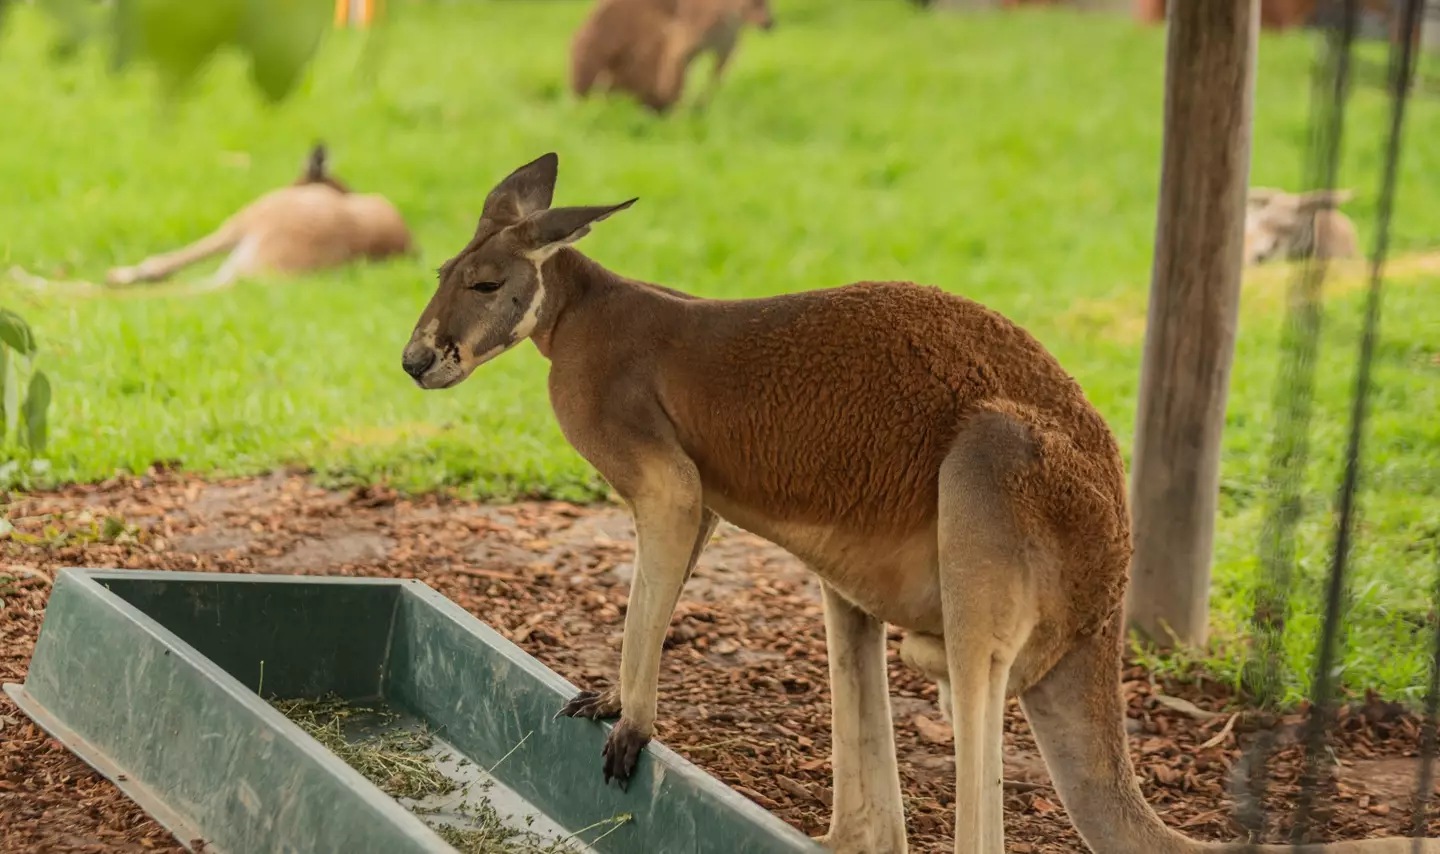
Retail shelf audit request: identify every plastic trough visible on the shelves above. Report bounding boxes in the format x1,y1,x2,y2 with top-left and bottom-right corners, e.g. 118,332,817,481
5,568,826,854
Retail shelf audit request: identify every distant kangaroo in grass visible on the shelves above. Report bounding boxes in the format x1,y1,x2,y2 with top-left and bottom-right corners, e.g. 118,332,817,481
1244,186,1360,266
106,143,414,291
569,0,774,114
401,153,1439,854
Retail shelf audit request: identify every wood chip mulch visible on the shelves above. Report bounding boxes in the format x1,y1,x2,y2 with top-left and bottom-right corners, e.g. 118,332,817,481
3,469,1439,853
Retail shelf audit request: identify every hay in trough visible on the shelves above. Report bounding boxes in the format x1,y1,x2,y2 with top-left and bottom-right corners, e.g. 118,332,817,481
271,694,629,853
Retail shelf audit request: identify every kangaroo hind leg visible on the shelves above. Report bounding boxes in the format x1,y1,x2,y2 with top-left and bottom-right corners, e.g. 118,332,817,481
106,225,240,287
939,411,1044,854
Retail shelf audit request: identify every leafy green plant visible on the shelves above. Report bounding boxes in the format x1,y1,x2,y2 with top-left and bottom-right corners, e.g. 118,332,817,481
31,0,332,103
0,309,52,469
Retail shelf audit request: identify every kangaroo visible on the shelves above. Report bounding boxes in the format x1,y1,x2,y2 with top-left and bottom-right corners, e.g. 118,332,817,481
106,143,414,290
401,153,1437,854
569,0,775,114
1244,187,1360,266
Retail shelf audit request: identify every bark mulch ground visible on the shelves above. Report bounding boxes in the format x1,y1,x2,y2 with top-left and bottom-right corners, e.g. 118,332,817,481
3,469,1438,853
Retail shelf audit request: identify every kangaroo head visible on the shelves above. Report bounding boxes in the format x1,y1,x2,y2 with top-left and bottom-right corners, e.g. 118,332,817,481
295,142,352,194
1243,186,1353,265
743,0,775,30
401,153,635,390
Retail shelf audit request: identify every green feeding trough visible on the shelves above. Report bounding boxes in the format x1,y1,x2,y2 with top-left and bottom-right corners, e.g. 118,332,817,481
5,569,826,854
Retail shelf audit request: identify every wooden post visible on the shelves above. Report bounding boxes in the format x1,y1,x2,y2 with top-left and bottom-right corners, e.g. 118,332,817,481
1125,0,1258,648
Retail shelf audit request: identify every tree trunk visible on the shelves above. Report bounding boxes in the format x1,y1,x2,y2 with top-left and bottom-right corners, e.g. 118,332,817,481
1125,0,1258,648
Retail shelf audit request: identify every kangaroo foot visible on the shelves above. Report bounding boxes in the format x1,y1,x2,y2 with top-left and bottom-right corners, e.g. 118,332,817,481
556,688,622,720
813,830,906,854
601,717,649,789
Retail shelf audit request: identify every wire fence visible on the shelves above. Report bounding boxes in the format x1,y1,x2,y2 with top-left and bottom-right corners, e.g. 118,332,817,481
1238,0,1436,845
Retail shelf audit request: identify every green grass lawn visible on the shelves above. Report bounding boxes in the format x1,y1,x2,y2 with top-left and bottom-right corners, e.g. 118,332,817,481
1,0,1437,702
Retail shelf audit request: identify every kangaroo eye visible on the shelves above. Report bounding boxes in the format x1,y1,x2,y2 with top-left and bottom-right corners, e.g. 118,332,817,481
469,280,503,293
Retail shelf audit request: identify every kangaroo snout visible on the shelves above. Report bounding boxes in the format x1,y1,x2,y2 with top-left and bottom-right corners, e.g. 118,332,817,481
401,344,438,385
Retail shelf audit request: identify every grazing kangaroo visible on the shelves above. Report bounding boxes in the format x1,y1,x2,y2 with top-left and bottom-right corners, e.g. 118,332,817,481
1244,187,1360,266
402,153,1437,854
569,0,775,114
106,143,413,290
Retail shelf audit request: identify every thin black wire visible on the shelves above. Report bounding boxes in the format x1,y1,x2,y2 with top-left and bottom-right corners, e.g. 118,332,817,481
1246,0,1360,710
1237,0,1360,841
1291,0,1423,842
1386,5,1440,848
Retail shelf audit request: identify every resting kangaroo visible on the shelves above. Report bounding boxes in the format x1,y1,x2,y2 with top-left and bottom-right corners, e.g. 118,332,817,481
402,153,1438,854
569,0,774,114
1244,186,1359,267
106,144,413,290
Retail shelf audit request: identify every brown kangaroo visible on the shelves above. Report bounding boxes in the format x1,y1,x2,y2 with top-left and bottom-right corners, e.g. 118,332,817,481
106,143,413,290
1244,186,1360,266
401,153,1437,854
569,0,775,114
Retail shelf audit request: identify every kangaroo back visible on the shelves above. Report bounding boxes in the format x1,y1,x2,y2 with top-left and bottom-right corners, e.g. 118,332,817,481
571,0,687,111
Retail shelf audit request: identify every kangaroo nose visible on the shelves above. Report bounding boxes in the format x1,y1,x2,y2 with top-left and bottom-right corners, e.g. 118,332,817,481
403,349,436,380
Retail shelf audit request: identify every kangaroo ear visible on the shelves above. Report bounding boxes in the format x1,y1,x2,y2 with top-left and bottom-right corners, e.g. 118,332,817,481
519,199,638,258
1298,188,1354,210
1246,186,1286,207
305,142,328,181
484,153,560,223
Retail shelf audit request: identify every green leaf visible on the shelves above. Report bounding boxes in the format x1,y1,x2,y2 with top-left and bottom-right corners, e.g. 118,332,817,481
39,0,327,105
21,371,51,455
109,0,142,73
236,0,328,103
121,0,247,94
0,343,7,442
0,310,36,357
2,354,17,446
35,0,99,61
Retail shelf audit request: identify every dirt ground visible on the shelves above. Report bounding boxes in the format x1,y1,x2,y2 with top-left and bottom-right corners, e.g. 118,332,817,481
3,469,1439,853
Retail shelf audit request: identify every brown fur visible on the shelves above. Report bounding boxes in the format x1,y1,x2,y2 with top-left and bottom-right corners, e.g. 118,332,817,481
402,153,1439,854
569,0,774,114
106,143,413,290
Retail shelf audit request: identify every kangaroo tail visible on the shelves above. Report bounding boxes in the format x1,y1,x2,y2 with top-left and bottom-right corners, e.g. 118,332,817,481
1021,613,1440,854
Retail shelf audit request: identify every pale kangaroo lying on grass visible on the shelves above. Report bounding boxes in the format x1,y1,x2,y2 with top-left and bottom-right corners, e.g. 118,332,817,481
1244,186,1360,266
401,153,1438,854
106,143,413,290
569,0,774,114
